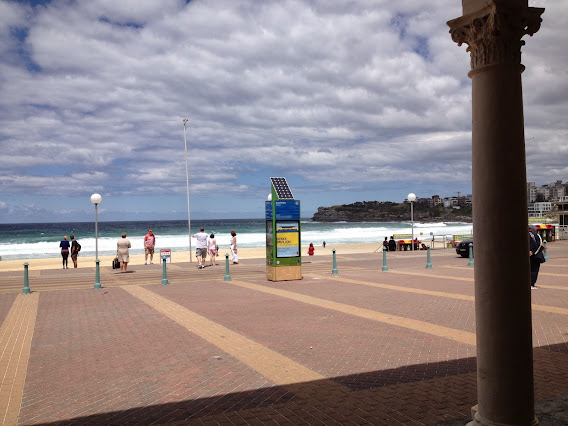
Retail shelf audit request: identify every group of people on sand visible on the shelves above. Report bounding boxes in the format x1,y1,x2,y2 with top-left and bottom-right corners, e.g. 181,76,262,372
192,227,238,269
58,229,155,273
59,235,81,269
59,227,241,272
115,228,157,273
382,236,397,252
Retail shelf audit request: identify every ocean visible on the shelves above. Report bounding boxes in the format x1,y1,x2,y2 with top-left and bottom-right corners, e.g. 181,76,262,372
0,219,474,261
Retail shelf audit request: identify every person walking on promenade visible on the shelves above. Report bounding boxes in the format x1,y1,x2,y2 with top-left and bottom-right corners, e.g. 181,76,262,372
208,233,218,266
144,228,156,265
60,236,70,269
529,226,546,289
70,235,81,268
117,233,131,273
388,236,397,252
230,230,238,264
192,227,208,268
308,243,315,255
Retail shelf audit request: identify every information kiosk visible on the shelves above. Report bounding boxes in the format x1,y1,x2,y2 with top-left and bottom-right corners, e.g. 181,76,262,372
266,177,302,281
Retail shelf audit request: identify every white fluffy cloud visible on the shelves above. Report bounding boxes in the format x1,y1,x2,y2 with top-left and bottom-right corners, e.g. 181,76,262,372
0,0,566,221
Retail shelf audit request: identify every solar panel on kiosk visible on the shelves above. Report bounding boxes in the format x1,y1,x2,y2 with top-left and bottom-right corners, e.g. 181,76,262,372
270,177,294,199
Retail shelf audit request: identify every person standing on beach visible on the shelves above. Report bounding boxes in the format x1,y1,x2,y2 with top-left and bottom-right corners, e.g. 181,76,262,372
144,229,156,265
383,237,389,251
70,235,81,268
322,241,326,248
308,243,315,255
230,230,238,264
60,236,70,269
529,226,545,289
208,233,217,266
117,233,131,273
192,227,208,268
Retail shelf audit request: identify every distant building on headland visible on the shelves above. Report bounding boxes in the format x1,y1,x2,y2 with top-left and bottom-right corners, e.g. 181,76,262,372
527,180,568,218
408,180,568,220
408,194,472,210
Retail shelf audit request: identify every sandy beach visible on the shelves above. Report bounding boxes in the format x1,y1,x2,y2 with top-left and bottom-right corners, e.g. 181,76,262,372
0,242,383,272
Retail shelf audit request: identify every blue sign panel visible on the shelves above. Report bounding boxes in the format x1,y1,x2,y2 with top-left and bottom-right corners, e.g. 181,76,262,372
274,200,300,220
265,201,273,220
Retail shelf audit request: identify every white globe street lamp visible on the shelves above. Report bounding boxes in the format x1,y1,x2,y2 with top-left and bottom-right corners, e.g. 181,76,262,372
407,193,417,251
90,193,102,290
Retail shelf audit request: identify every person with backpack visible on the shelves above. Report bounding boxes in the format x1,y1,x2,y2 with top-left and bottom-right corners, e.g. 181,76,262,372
70,235,81,268
529,226,546,289
388,236,397,252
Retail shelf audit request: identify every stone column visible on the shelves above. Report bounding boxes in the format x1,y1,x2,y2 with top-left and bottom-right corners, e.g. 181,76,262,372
447,2,544,426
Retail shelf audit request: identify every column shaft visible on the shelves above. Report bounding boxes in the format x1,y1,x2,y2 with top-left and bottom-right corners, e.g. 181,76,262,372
448,3,545,425
471,65,535,425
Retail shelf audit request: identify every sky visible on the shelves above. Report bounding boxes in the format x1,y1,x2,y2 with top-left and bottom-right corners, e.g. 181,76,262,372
1,0,566,223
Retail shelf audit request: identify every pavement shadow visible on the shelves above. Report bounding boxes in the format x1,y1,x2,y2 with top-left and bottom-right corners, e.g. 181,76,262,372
31,355,478,425
27,343,568,425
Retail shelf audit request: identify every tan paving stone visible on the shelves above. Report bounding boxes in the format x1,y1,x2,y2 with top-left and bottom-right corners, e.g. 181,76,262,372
122,285,350,396
0,293,39,426
226,279,477,346
0,246,566,424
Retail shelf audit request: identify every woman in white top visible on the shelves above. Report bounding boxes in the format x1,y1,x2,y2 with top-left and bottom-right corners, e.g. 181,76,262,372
208,233,217,266
230,230,238,264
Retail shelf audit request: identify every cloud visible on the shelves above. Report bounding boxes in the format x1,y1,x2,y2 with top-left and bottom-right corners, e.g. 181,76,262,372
0,0,566,222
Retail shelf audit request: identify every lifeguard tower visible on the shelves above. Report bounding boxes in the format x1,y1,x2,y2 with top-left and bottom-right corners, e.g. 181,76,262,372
265,177,302,281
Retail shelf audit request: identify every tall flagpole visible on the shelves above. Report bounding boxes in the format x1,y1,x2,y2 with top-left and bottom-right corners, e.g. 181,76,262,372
183,119,192,262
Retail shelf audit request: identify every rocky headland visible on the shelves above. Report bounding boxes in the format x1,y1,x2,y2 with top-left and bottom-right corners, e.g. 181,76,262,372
312,201,472,222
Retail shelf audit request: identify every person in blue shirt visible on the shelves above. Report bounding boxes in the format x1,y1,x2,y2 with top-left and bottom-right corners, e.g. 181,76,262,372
60,236,71,269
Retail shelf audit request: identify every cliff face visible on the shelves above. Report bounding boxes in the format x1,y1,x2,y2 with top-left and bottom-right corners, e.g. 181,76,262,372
312,201,472,222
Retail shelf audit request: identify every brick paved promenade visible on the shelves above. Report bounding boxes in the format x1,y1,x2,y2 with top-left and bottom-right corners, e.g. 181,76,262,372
1,244,567,425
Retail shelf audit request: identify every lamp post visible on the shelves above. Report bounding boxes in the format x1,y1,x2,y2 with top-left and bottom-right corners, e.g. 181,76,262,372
90,193,102,290
183,119,192,263
407,193,416,251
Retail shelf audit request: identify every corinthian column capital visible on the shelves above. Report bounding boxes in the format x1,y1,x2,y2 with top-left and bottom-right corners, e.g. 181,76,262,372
447,3,544,75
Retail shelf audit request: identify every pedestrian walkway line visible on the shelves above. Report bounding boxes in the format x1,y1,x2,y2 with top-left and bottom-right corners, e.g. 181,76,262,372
308,273,568,316
227,280,477,346
536,285,568,291
443,264,568,281
122,285,348,396
0,293,39,426
441,266,474,271
388,269,474,282
541,272,568,277
305,273,474,301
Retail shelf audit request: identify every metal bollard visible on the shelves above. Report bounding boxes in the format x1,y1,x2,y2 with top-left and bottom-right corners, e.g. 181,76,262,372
543,240,548,262
426,245,432,269
468,243,474,267
94,259,102,290
23,262,31,294
161,256,169,285
382,248,388,271
332,249,338,275
224,253,232,281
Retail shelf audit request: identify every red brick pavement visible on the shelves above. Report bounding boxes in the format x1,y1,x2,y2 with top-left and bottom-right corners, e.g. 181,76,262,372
0,243,567,425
